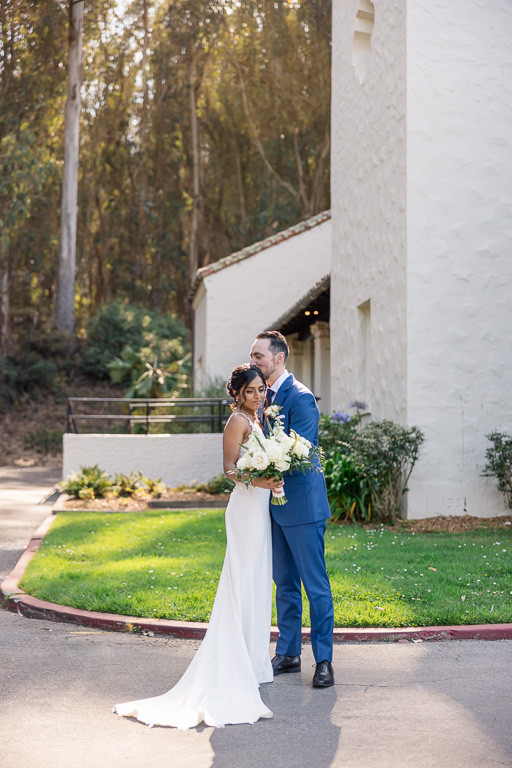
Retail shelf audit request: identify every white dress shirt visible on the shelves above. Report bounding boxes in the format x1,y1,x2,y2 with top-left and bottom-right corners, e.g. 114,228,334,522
267,369,290,402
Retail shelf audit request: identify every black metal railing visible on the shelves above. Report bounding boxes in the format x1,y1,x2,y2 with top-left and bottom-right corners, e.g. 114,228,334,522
66,397,231,435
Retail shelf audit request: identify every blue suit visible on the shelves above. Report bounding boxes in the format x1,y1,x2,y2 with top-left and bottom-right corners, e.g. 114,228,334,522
268,374,334,663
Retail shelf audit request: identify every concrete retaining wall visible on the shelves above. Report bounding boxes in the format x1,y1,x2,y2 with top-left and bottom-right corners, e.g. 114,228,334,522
62,434,224,487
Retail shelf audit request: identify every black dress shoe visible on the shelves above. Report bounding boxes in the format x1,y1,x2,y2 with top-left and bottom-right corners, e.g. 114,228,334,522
271,654,301,675
312,660,334,688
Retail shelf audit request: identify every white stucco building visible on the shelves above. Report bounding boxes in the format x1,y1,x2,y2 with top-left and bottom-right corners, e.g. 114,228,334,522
191,212,332,411
330,0,512,517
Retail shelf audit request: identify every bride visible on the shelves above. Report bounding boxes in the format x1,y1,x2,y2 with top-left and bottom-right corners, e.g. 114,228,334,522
113,363,283,729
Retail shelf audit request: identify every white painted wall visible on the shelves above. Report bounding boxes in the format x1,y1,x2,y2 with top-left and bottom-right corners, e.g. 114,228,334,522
192,219,331,392
63,434,224,488
405,0,512,517
331,0,407,423
192,282,208,393
331,0,511,518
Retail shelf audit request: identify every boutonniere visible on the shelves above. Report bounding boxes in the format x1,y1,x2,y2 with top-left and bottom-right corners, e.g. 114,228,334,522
264,404,281,420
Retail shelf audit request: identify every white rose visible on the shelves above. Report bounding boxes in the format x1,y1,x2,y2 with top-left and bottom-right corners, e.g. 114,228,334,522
292,441,310,459
265,440,286,462
290,430,311,450
236,454,249,470
275,434,294,452
252,451,269,471
247,433,262,450
275,457,291,472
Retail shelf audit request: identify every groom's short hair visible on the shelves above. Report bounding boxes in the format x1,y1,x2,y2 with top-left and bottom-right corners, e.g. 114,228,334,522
256,330,289,362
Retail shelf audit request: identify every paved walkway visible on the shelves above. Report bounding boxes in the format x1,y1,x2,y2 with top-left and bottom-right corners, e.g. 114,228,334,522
1,468,512,768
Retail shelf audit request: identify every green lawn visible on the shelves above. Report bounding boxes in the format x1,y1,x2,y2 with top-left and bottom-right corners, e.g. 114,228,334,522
20,510,512,627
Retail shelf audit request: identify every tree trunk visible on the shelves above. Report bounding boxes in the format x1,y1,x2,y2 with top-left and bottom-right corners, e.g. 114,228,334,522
1,234,9,355
56,0,84,340
188,57,202,286
138,0,149,290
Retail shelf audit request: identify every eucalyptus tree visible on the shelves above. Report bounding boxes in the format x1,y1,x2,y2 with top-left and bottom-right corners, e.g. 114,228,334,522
55,0,84,342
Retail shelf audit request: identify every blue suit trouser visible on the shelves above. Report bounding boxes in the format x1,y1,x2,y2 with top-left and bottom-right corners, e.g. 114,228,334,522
271,516,334,663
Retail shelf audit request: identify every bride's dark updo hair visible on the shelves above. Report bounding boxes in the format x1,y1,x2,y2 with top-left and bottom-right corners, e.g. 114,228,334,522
226,364,265,411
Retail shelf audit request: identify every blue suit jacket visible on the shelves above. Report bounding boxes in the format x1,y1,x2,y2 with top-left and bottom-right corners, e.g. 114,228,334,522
269,374,331,526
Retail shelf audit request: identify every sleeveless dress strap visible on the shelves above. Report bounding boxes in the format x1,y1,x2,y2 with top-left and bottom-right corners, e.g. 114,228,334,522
233,411,254,429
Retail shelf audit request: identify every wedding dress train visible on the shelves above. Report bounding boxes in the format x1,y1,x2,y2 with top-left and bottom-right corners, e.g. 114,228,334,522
113,425,273,729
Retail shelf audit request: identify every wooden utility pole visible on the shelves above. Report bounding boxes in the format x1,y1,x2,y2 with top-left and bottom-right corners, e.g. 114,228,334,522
56,0,84,340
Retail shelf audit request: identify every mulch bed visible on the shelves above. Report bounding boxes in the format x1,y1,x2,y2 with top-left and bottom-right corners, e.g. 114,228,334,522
58,490,228,512
380,514,512,533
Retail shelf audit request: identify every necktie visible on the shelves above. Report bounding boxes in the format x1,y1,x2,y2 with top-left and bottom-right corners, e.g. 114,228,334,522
261,390,273,428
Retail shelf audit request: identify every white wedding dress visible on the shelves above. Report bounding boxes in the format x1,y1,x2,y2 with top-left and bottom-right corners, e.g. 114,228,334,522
113,416,273,729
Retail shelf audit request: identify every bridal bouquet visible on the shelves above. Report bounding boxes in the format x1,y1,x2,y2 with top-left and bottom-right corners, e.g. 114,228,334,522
236,406,319,505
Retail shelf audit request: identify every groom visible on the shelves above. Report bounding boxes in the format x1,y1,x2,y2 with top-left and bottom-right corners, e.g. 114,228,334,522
250,330,334,688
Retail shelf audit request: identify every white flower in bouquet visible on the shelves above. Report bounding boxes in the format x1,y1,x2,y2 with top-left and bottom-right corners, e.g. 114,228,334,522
275,432,294,451
265,439,287,463
291,439,310,459
293,431,312,450
275,457,291,472
235,405,319,506
236,453,250,471
250,451,269,471
265,404,281,420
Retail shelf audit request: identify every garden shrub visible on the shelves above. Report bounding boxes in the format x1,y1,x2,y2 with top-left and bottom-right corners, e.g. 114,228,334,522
24,429,63,454
319,401,367,460
108,342,189,398
59,466,168,500
352,421,424,522
0,351,58,412
482,431,512,508
59,465,112,500
195,473,234,495
323,451,372,522
319,407,424,523
81,300,189,381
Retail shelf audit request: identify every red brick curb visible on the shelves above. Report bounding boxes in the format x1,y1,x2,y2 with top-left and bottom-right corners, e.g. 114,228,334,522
3,515,512,643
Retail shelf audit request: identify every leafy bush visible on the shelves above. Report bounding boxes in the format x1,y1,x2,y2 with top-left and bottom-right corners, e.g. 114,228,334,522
196,375,229,398
59,466,168,500
108,343,188,398
0,352,58,412
323,451,372,522
319,401,367,460
59,465,113,500
195,473,234,495
482,432,512,508
81,300,189,381
111,471,142,498
24,429,63,454
139,474,167,498
320,406,424,523
352,421,424,522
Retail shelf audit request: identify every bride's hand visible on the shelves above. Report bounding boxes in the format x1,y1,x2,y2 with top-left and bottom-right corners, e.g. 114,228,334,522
252,477,284,490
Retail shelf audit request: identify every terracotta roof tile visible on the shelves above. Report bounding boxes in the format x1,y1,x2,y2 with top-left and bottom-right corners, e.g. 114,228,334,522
189,210,331,299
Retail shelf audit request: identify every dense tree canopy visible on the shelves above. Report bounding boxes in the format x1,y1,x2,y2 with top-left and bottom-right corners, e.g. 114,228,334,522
0,0,331,352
